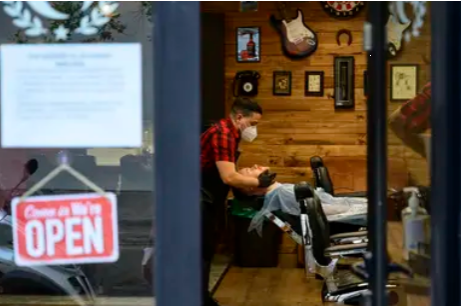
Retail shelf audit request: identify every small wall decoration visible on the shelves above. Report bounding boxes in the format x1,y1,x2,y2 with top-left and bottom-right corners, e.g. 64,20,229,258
236,27,260,63
240,1,258,12
320,1,365,19
305,71,324,97
390,64,419,102
273,71,292,96
333,56,355,109
233,70,260,97
336,29,353,46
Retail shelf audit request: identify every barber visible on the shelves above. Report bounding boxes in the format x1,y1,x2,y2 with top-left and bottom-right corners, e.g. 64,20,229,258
200,97,275,306
389,82,431,158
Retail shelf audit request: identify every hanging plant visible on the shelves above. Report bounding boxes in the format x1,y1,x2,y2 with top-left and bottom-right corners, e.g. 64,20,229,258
141,1,153,24
9,1,127,44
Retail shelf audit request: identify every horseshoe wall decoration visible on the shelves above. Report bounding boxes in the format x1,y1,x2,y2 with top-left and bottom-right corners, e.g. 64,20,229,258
336,29,353,46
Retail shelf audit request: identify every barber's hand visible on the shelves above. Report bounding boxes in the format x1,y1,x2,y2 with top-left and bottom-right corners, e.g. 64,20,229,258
258,170,277,188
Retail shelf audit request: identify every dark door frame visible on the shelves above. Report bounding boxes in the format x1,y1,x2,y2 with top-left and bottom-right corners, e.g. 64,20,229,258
153,2,202,306
431,2,461,306
366,3,389,306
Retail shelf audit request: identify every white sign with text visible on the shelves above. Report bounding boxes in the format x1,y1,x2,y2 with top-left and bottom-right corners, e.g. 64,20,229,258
1,43,142,148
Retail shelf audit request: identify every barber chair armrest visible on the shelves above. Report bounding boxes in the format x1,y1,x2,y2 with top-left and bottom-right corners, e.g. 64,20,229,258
324,243,367,258
330,231,368,245
334,191,367,198
331,231,367,239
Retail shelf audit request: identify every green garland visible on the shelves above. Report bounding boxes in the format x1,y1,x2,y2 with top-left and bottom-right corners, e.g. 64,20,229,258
10,2,126,43
141,1,153,23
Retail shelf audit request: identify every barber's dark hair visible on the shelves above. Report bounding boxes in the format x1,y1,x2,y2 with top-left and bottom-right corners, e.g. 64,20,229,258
230,97,263,117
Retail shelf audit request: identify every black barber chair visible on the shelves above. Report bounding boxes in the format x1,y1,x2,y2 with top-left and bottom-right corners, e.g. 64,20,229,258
294,183,367,278
310,156,366,197
294,183,410,305
310,156,367,232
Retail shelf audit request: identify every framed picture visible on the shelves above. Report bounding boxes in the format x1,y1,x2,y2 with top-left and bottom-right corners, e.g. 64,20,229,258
390,64,419,101
364,70,368,96
236,27,260,63
273,71,292,96
305,71,324,97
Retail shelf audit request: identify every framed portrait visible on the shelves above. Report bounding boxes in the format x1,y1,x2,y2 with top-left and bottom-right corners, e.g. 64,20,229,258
390,64,419,101
305,71,324,97
236,27,260,63
273,71,292,96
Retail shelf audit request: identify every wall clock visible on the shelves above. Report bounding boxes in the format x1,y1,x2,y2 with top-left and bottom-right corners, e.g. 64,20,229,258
320,1,365,18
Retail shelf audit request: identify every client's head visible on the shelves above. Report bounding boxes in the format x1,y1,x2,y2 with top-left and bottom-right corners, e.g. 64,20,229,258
238,165,269,178
232,165,270,200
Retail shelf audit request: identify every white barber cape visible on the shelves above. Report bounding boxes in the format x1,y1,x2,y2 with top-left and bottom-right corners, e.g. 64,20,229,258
248,183,368,237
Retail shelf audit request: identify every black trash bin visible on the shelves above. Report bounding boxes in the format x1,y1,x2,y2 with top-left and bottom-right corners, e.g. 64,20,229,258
231,200,281,268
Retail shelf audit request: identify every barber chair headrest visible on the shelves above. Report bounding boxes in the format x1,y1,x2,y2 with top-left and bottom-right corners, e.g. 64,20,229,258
310,156,335,196
294,182,315,201
310,156,324,170
314,167,334,196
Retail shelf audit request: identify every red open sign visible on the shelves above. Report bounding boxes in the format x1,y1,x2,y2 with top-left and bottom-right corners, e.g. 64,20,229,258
12,193,119,266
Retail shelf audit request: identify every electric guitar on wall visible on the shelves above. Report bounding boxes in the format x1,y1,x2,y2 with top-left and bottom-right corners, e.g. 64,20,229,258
270,2,318,59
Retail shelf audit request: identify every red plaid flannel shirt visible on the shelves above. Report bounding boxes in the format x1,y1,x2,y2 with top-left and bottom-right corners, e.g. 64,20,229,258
200,118,240,170
396,82,432,134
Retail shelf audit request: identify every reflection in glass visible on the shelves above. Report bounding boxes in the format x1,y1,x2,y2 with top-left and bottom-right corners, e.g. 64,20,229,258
0,2,154,303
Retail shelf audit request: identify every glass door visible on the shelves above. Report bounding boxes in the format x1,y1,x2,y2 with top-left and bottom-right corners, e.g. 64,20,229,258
0,2,157,305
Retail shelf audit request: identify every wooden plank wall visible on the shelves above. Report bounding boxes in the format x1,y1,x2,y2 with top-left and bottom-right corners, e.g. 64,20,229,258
202,2,431,253
201,1,431,189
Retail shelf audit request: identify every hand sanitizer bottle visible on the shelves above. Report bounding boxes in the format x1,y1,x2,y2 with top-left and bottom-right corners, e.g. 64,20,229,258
401,187,430,261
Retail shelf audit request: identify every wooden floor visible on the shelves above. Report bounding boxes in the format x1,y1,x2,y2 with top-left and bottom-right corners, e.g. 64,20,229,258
0,224,430,306
214,255,323,306
214,222,431,306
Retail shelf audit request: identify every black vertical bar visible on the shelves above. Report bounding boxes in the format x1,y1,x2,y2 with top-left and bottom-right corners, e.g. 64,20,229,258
367,2,388,306
153,2,202,306
431,3,461,306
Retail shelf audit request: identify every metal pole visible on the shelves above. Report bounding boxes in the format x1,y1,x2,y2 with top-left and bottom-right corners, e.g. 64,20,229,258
366,2,388,306
153,2,202,306
430,3,461,306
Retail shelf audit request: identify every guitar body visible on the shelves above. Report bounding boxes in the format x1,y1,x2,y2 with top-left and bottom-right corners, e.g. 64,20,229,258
271,9,318,59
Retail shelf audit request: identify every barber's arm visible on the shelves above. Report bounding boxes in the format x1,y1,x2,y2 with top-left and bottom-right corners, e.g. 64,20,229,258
389,111,426,158
216,161,259,188
216,161,275,188
388,83,431,158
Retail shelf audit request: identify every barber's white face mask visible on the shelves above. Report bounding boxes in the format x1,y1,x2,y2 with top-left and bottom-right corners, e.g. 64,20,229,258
242,126,258,142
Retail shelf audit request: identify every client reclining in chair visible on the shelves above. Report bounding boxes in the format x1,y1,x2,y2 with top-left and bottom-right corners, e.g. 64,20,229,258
233,165,368,237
